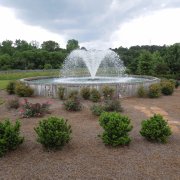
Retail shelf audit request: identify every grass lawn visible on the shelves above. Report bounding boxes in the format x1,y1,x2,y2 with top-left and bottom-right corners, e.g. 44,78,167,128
0,70,59,90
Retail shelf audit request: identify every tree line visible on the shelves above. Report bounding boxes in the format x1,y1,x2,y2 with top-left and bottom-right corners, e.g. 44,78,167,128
0,39,179,79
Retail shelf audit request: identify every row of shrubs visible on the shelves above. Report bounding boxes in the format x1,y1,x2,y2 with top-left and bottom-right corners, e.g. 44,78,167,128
137,79,179,98
0,113,172,157
58,85,115,102
6,81,34,97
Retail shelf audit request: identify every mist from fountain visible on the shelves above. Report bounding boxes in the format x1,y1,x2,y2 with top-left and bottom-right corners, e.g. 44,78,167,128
61,49,126,79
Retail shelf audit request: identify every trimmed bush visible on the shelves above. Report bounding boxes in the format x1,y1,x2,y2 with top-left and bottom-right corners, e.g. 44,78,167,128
90,88,101,102
148,83,161,98
91,104,104,116
0,119,24,157
101,86,114,99
140,114,172,143
80,87,91,100
15,82,34,97
137,85,146,98
99,112,133,146
64,97,82,111
34,116,72,149
68,90,79,100
104,99,123,112
6,81,16,94
19,99,51,118
6,98,20,109
161,81,174,95
58,86,65,100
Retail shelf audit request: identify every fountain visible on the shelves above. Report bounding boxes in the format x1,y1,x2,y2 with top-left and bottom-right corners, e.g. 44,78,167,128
21,49,160,98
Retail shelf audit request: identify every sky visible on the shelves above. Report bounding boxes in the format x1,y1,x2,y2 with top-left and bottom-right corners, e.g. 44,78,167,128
0,0,180,49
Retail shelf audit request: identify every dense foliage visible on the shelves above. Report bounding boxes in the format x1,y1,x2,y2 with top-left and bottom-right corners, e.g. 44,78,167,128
140,114,172,143
90,88,101,102
0,39,179,80
0,119,24,157
34,116,72,149
101,86,115,99
15,82,34,97
99,112,133,146
80,87,91,100
148,83,161,98
161,80,174,95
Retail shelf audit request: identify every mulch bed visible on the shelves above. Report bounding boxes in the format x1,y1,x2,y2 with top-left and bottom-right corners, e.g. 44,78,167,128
0,89,180,180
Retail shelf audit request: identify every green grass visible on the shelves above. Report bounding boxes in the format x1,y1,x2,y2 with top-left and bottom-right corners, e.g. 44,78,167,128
0,70,59,90
0,80,10,90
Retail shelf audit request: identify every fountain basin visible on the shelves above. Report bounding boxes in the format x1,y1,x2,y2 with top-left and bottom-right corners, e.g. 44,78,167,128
21,75,160,98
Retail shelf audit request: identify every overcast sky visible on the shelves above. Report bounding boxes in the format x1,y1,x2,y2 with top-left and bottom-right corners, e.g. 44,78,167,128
0,0,180,49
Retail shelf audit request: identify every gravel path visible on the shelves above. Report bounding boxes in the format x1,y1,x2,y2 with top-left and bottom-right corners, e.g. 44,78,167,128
0,89,179,180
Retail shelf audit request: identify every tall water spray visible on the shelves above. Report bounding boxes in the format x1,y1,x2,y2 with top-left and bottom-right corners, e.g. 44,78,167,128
61,49,126,79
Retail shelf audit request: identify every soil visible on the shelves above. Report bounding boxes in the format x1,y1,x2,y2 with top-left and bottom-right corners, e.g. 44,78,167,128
0,88,180,180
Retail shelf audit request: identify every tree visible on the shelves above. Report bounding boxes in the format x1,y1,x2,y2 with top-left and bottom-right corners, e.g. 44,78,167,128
0,40,14,55
41,40,60,52
137,50,153,75
14,39,31,51
66,39,79,52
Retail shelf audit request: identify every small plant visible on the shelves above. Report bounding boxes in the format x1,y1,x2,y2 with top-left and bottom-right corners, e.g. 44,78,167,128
104,99,123,112
140,114,172,143
80,87,91,100
19,99,51,118
101,86,115,99
91,104,104,116
90,88,101,102
15,82,34,97
99,112,133,146
6,81,16,94
0,119,24,157
137,85,146,98
161,80,174,95
58,86,65,100
6,98,20,109
0,98,5,105
68,90,79,100
148,83,161,98
63,97,82,111
175,80,179,88
34,116,72,149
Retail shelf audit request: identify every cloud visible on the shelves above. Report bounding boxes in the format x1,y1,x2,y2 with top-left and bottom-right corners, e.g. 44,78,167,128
0,0,180,47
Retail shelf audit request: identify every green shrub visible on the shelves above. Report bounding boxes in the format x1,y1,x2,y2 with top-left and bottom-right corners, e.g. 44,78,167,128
34,116,72,149
15,82,34,97
6,98,20,109
161,81,174,95
90,88,101,102
140,114,172,143
103,99,123,112
148,83,161,98
63,97,82,111
99,112,133,146
137,85,146,97
58,86,65,100
101,86,114,99
91,104,104,116
68,90,79,100
20,99,51,118
175,80,179,88
0,119,24,157
6,81,16,94
80,87,91,100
